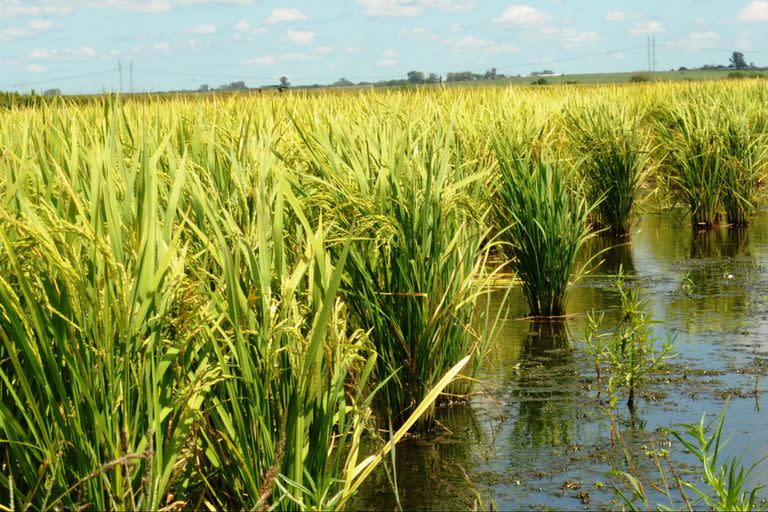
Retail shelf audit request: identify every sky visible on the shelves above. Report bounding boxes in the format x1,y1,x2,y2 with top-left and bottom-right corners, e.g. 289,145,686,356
1,0,767,93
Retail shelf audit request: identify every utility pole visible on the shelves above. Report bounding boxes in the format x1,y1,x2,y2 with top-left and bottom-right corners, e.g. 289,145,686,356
118,60,123,93
647,36,651,73
130,60,133,93
652,36,657,73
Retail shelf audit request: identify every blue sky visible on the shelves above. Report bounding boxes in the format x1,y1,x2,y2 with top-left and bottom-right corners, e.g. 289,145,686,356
1,0,767,93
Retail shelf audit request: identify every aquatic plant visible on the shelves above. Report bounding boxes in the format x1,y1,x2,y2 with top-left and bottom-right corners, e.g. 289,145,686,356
656,101,725,227
614,401,766,511
565,100,652,236
0,100,460,510
295,113,501,430
584,270,675,412
492,144,594,317
719,107,767,226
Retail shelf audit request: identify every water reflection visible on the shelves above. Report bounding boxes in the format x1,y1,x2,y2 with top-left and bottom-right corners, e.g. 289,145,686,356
351,404,486,511
510,322,578,450
667,226,757,333
690,226,750,260
583,235,636,276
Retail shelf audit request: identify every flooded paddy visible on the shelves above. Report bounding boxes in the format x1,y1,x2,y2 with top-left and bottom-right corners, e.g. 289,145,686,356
354,210,768,510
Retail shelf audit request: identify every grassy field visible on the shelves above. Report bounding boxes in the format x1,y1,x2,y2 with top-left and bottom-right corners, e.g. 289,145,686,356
0,79,766,510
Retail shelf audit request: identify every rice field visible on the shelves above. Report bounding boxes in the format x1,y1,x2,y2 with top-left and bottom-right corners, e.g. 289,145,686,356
1,79,767,510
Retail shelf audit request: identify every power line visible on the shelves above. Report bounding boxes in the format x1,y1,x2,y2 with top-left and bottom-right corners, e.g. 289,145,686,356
0,69,114,89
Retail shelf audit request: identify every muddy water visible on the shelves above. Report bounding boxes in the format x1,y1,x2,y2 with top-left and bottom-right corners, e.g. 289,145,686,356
354,211,768,511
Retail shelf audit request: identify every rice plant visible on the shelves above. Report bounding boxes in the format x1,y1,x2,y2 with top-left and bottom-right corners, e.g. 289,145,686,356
656,99,725,227
0,99,459,510
719,106,767,225
492,140,595,317
294,112,501,430
565,99,652,236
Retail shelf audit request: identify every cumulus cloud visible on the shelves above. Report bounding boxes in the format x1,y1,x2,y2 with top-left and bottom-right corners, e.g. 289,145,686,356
27,63,45,72
88,0,251,10
376,49,398,66
153,41,171,50
234,19,250,31
358,0,472,17
452,36,492,48
400,26,438,39
606,10,625,22
0,3,73,17
266,8,307,24
88,0,172,12
563,30,598,45
631,20,664,35
667,31,720,51
191,23,216,34
246,55,275,65
736,1,768,22
0,18,56,40
487,43,519,53
492,4,550,25
286,30,314,45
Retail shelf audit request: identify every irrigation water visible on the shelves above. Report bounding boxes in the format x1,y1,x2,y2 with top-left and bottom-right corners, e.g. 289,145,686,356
352,210,768,510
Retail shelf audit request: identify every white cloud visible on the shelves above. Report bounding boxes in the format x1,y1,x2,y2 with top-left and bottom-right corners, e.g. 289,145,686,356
345,47,360,53
487,43,519,53
178,0,252,4
400,26,438,39
615,52,625,59
246,55,275,65
452,35,492,48
631,20,664,35
280,52,313,61
191,23,216,34
286,30,315,45
0,3,72,17
314,46,333,54
0,18,56,40
26,19,54,30
563,30,598,44
358,0,472,17
450,23,462,33
376,49,398,66
30,48,53,59
153,41,171,50
737,1,768,22
266,8,306,23
27,63,45,72
492,4,550,25
88,0,172,12
65,47,97,56
667,31,720,51
606,10,625,22
234,19,250,31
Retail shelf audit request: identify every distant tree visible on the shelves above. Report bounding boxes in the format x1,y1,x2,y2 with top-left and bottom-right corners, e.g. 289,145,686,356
445,71,475,82
42,88,61,96
218,81,247,91
730,51,747,70
334,77,354,86
199,83,209,92
407,70,425,84
484,67,497,80
279,76,290,88
425,72,441,84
